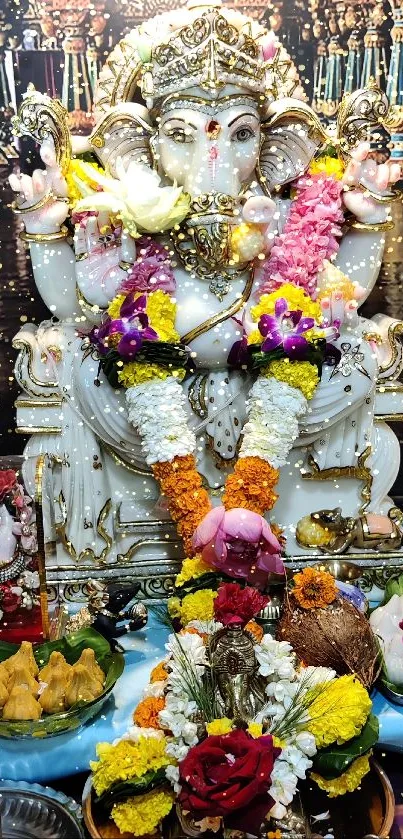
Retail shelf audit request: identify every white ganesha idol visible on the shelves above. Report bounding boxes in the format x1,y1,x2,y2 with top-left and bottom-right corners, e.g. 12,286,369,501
9,0,403,585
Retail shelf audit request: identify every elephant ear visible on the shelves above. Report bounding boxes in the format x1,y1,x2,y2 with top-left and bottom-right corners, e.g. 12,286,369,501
257,98,328,193
89,103,154,178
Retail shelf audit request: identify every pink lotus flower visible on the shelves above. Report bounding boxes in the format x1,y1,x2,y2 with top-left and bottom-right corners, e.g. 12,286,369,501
193,506,284,590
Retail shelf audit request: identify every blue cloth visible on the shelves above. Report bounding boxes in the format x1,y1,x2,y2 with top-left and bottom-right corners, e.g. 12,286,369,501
0,616,168,783
1,615,402,783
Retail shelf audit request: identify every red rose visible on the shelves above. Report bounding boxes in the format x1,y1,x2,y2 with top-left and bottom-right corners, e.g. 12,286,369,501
0,585,22,613
178,729,281,834
214,583,269,626
0,470,17,503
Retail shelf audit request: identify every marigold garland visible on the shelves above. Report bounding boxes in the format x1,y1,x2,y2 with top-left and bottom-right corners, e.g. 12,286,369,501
152,455,211,555
310,752,371,797
223,456,279,515
292,567,337,610
264,360,320,401
119,362,186,388
133,696,166,729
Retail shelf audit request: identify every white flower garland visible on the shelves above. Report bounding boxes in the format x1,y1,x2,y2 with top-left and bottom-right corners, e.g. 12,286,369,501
126,377,196,465
239,376,308,468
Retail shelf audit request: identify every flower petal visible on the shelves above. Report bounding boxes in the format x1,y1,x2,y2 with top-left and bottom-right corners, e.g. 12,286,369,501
193,506,225,550
274,297,289,318
283,334,309,359
224,508,263,543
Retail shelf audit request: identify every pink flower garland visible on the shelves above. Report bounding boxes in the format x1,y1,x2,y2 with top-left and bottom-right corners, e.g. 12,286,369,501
258,173,344,300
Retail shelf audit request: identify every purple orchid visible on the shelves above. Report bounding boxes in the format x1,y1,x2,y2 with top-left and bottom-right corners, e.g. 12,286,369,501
90,294,158,360
259,297,315,360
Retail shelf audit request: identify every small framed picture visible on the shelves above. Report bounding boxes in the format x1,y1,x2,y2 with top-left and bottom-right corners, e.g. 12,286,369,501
0,455,49,643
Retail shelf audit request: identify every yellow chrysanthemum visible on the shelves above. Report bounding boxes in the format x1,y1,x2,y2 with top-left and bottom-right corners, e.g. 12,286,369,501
66,158,105,207
311,753,371,797
177,590,217,626
264,359,320,401
175,555,213,588
146,290,179,343
247,329,262,346
251,285,322,323
118,362,185,388
248,722,263,738
206,718,233,736
111,789,175,836
304,675,372,748
90,736,171,796
107,294,125,320
309,156,345,180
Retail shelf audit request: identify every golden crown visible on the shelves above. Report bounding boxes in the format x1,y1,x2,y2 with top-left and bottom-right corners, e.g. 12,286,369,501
142,9,267,103
94,1,297,116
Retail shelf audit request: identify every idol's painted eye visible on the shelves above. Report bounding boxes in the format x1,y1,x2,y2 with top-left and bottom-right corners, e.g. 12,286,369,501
162,122,195,144
232,126,255,143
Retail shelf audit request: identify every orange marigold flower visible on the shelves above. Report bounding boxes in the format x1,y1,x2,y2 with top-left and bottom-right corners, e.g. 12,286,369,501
133,696,165,729
152,455,195,481
270,522,285,545
223,456,279,515
245,619,264,642
150,661,168,683
292,567,337,610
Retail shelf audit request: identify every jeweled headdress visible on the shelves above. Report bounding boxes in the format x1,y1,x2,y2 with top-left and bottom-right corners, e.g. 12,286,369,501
94,0,300,117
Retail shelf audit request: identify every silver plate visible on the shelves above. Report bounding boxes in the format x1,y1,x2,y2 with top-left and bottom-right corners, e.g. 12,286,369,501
379,680,403,706
0,781,84,838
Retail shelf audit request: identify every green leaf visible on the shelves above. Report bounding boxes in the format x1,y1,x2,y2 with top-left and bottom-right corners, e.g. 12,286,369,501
95,767,168,811
380,673,403,696
380,573,403,606
311,714,379,780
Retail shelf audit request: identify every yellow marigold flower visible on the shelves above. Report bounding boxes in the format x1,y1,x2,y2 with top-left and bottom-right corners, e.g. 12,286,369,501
272,735,286,748
178,590,217,626
146,290,179,343
206,718,233,735
251,285,322,323
305,675,372,748
111,788,175,836
91,736,171,796
264,359,319,401
311,752,371,797
175,554,213,588
107,294,125,320
66,158,105,206
309,156,345,180
247,722,263,738
118,362,185,388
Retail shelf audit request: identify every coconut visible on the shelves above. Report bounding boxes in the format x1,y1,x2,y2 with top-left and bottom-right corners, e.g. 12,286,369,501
277,592,381,689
